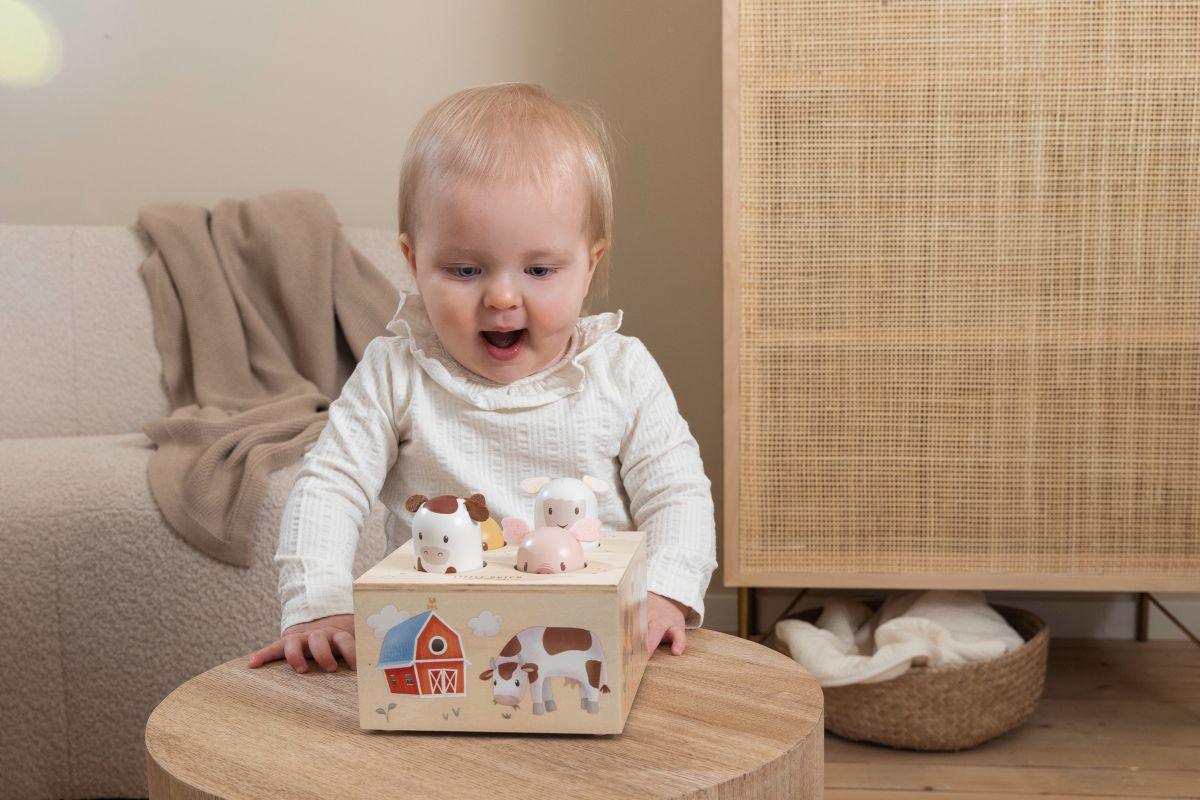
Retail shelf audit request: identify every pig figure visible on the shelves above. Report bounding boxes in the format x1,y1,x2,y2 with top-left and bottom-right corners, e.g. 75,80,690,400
520,475,610,550
405,492,490,574
500,519,588,574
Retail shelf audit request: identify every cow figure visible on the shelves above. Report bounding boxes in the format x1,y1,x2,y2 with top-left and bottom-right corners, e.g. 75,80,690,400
479,626,611,715
406,493,489,574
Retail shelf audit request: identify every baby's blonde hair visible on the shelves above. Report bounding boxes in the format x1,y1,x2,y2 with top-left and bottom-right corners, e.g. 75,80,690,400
397,82,616,297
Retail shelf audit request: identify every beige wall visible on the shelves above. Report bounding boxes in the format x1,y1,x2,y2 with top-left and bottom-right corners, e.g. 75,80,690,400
3,1,1193,638
1,0,733,615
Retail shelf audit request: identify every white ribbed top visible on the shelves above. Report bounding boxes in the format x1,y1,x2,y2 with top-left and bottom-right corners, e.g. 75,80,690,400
275,291,718,634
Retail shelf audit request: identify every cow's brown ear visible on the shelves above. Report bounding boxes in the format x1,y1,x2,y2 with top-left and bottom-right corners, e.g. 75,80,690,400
522,663,539,683
464,493,490,522
479,669,494,680
405,494,428,513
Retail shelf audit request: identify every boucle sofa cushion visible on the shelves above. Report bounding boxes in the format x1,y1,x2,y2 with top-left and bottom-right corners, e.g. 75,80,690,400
0,225,166,438
0,433,388,798
0,221,405,798
0,224,410,439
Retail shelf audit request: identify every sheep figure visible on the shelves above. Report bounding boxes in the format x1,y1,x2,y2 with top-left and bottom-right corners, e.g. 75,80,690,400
507,475,610,551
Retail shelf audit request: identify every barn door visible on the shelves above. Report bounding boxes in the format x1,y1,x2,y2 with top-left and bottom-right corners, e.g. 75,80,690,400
429,668,457,694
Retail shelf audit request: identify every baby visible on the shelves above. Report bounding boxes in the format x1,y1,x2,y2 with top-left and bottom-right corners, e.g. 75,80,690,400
249,82,717,674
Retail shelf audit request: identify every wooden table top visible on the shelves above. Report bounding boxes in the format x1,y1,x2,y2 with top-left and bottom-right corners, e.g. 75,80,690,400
145,629,824,799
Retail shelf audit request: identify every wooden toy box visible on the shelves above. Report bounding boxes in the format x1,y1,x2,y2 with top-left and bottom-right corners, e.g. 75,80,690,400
353,531,648,735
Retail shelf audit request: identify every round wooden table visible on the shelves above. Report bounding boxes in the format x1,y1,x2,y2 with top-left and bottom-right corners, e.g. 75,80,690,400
146,629,823,799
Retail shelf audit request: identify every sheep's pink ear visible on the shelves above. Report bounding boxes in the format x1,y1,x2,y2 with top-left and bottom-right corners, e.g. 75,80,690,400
569,518,601,543
501,517,530,546
581,475,610,495
520,477,551,495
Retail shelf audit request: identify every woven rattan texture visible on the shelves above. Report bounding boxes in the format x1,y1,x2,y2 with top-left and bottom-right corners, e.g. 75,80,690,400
735,1,1199,579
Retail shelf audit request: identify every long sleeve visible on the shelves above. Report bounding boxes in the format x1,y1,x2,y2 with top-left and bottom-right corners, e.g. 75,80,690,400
616,338,718,628
275,336,406,633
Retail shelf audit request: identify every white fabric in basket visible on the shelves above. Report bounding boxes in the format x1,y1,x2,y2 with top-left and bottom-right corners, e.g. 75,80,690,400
774,590,1026,687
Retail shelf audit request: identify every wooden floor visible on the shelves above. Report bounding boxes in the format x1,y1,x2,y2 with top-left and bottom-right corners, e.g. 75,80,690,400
824,638,1200,799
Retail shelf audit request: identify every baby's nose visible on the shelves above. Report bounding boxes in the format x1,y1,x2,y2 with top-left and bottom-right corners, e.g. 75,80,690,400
483,277,521,310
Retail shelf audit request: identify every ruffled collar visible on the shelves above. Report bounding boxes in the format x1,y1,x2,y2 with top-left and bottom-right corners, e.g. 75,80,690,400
384,291,623,410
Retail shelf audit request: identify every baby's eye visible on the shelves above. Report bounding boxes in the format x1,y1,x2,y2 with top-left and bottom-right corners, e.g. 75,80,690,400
447,265,481,279
526,265,557,278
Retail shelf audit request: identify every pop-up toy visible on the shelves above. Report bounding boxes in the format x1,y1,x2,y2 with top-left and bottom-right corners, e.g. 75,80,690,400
353,477,648,735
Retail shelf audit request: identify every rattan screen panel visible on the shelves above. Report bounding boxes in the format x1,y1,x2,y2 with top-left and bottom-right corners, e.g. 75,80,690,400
723,0,1199,590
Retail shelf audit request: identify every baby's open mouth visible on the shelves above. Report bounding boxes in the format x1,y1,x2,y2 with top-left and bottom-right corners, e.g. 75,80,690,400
480,329,525,349
480,329,527,361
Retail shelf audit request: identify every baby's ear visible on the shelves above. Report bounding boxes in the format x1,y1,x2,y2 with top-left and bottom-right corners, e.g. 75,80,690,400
581,475,610,495
405,494,428,512
399,232,418,278
520,477,551,495
588,237,608,279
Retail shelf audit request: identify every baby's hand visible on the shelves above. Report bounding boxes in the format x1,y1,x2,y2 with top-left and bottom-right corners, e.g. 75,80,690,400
646,592,691,658
248,614,356,673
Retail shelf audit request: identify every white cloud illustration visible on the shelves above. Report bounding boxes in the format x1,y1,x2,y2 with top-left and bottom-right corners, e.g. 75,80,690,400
468,610,501,637
367,604,411,638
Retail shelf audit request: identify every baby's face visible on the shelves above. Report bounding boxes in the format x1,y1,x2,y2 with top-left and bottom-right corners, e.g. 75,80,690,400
400,174,606,384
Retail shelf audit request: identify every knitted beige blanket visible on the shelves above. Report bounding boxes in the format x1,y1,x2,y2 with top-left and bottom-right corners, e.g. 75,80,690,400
137,190,399,566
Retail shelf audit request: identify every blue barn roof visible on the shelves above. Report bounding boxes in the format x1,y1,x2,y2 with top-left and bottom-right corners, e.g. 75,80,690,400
377,611,433,670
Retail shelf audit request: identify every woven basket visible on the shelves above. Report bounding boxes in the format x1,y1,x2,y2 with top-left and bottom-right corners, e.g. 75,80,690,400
766,604,1048,751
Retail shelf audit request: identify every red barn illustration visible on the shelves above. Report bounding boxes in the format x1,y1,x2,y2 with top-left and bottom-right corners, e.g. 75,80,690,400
376,611,469,697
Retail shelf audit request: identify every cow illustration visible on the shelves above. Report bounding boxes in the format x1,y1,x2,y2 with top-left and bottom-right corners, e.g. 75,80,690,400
479,626,611,715
406,493,489,574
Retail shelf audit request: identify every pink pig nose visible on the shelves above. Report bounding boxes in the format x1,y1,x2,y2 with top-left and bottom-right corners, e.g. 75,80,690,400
534,564,557,574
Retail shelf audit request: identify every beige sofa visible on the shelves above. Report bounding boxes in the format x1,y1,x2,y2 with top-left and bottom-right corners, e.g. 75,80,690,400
0,223,411,799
